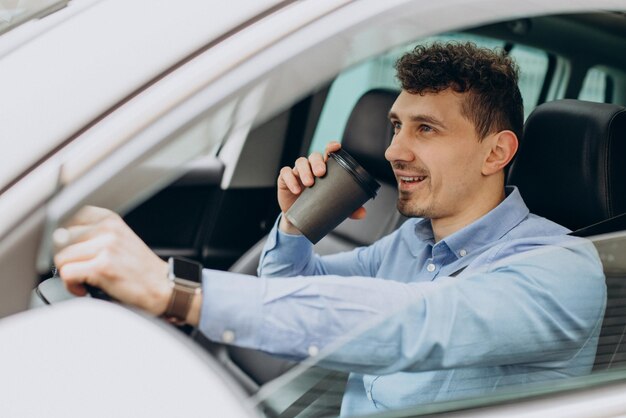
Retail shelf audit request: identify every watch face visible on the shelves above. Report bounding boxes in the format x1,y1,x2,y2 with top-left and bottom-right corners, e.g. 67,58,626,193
171,257,202,283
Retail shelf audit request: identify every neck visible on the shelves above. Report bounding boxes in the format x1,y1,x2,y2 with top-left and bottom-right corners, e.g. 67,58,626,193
431,186,506,242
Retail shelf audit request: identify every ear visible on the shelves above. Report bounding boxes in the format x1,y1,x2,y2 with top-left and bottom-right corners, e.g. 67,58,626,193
482,130,518,176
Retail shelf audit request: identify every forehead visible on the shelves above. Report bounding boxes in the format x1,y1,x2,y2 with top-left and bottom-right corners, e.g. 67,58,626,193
390,89,467,122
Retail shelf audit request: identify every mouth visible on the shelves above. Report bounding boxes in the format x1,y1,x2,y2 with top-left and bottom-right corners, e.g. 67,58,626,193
392,165,429,190
398,175,427,184
397,174,428,190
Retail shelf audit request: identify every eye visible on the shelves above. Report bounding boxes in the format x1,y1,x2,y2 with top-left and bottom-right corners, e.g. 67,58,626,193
391,120,401,133
418,124,434,133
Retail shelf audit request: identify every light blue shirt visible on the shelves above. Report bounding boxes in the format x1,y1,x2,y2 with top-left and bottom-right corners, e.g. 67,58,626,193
199,187,606,416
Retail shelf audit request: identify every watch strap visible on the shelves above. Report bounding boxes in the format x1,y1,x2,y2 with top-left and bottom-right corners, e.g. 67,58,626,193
164,257,202,324
164,279,201,324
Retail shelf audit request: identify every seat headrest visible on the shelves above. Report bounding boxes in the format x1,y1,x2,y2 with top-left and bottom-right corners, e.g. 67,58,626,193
341,88,398,185
507,99,626,231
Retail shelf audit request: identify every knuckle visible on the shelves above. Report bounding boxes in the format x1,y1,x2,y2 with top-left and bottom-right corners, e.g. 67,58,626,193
103,212,123,228
309,151,322,160
93,263,106,278
102,232,118,249
278,167,293,185
95,251,113,273
101,217,118,231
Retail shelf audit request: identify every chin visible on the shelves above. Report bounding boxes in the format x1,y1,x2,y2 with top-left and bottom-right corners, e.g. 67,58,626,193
397,201,432,219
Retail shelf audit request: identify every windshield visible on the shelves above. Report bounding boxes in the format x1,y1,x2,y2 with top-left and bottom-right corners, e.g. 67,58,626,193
0,0,66,36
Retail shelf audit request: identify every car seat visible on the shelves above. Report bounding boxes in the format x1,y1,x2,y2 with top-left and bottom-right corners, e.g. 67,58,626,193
507,99,626,231
507,99,626,371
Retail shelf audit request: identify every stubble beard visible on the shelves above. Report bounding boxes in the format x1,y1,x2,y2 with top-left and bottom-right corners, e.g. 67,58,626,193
392,162,436,218
396,190,437,219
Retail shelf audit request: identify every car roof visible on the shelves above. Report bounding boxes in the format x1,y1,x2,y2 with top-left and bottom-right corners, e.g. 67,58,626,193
0,0,282,193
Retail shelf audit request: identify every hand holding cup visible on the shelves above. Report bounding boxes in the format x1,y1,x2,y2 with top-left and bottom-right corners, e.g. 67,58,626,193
277,142,380,242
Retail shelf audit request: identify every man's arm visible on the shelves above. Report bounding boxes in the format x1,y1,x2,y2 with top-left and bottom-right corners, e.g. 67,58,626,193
53,142,365,324
51,203,384,330
318,243,606,375
257,140,370,278
53,206,606,375
200,240,606,374
256,214,387,278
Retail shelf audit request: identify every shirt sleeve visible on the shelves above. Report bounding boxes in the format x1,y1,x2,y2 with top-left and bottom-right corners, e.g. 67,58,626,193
198,238,606,375
257,215,387,278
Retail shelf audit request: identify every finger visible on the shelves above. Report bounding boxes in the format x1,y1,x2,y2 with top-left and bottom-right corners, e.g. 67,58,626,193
54,234,113,268
323,141,342,161
348,206,367,220
52,225,95,250
308,152,326,177
58,258,105,288
294,157,315,187
58,259,100,294
63,206,116,227
278,166,301,194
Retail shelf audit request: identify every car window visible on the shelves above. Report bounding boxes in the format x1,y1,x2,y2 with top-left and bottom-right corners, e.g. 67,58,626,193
509,43,551,116
19,2,626,417
247,12,626,418
579,67,614,103
309,34,550,154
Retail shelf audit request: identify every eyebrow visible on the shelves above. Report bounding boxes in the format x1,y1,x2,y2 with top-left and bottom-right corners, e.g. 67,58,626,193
388,110,445,128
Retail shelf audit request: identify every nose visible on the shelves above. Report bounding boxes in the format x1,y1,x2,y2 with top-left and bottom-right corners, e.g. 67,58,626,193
385,131,414,163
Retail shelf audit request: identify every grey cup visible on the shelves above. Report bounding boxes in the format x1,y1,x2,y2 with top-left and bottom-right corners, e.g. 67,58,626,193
285,149,381,244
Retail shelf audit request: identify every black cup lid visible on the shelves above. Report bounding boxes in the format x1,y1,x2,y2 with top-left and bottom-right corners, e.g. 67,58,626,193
329,149,381,198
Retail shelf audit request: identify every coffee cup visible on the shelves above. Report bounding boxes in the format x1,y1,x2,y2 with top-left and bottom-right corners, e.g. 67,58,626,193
285,148,380,244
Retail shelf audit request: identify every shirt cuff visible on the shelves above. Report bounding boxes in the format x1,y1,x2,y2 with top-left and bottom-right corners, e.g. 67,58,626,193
258,214,313,276
198,269,265,348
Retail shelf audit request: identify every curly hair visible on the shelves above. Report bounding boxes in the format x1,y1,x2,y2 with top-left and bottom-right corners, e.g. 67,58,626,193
395,42,523,141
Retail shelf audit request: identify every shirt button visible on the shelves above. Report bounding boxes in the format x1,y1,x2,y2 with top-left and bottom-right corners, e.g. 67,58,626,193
222,330,235,343
426,263,436,272
308,345,320,357
459,249,467,257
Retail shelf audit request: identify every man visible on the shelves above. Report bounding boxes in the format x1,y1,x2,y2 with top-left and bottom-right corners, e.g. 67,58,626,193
54,43,606,416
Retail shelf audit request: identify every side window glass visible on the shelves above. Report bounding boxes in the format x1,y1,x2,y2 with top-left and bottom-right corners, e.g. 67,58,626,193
508,44,550,118
309,35,550,154
579,67,613,103
308,51,402,154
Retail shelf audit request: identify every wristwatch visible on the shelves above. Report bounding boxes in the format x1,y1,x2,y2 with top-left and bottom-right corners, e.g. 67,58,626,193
163,257,202,324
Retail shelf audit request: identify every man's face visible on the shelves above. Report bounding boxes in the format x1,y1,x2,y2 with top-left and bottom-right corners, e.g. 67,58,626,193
385,89,493,221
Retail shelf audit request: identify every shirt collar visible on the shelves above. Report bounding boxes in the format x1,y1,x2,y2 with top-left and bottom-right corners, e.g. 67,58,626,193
412,186,529,259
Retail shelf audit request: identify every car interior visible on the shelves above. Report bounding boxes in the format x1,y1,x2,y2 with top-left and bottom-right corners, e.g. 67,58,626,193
30,8,626,417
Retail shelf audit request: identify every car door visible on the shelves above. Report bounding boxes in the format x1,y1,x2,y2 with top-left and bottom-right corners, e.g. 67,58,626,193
4,0,626,417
